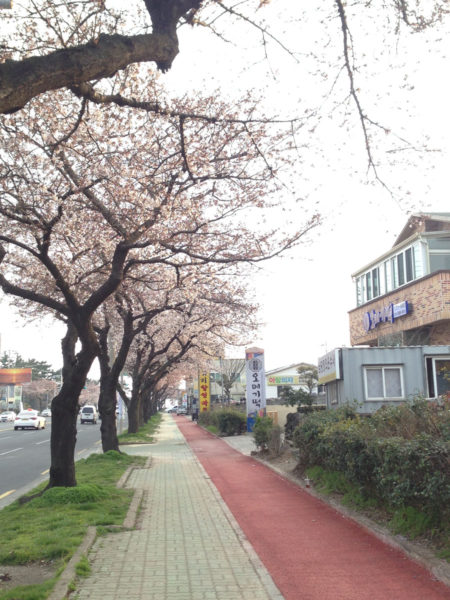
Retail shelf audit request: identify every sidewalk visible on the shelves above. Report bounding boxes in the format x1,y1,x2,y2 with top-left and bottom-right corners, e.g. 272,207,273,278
72,415,283,600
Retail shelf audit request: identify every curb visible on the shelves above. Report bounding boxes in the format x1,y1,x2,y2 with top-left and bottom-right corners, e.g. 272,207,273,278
253,455,450,589
47,526,97,600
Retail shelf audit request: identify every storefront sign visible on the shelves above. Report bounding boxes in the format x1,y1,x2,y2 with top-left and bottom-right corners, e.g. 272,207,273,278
245,347,266,417
198,372,210,412
267,375,301,386
363,300,409,332
318,349,342,384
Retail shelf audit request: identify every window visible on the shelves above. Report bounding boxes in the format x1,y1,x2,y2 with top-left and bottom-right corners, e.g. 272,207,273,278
327,382,338,405
354,242,421,307
426,358,450,398
405,247,414,282
366,272,372,300
364,366,403,400
397,253,405,286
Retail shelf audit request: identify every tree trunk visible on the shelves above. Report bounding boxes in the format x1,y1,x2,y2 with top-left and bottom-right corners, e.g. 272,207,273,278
49,323,97,487
98,379,120,453
127,391,140,433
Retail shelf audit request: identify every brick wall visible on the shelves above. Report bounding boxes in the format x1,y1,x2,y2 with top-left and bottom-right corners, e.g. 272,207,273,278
349,271,450,346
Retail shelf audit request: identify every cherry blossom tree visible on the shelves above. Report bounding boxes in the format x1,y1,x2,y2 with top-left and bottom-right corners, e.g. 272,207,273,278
0,82,317,487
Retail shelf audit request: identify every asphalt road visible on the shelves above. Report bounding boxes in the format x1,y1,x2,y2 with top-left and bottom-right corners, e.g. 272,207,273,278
0,418,103,509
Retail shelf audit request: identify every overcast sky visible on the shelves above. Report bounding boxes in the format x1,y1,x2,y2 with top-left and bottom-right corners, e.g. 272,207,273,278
0,2,449,373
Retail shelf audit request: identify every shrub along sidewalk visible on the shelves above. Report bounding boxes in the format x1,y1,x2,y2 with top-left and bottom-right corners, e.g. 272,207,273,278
290,398,450,561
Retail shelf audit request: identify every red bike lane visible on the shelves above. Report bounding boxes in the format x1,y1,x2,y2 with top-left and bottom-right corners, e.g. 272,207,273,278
177,418,450,600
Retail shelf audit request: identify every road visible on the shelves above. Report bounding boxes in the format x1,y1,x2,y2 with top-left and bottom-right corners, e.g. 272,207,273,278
0,419,103,509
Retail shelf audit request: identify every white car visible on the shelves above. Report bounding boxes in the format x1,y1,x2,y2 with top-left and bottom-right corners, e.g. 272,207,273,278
0,411,16,422
14,409,46,430
80,405,98,424
41,408,52,417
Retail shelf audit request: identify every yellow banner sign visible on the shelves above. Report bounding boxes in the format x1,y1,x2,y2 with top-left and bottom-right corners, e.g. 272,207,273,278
198,372,210,412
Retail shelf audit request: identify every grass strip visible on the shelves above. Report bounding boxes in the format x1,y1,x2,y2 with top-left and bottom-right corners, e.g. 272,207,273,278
117,412,162,444
0,450,146,600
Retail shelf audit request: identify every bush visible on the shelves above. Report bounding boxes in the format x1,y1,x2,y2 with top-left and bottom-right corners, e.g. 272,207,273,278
253,416,274,450
199,409,246,436
291,399,450,523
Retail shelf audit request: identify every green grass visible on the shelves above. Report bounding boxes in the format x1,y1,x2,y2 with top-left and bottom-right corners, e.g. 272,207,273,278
75,554,91,578
0,450,146,600
204,425,219,435
117,412,162,444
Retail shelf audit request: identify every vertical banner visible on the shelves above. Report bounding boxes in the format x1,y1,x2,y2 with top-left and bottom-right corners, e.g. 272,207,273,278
245,347,266,431
198,372,210,412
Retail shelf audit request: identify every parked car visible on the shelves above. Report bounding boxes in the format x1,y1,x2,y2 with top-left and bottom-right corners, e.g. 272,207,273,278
80,405,98,424
41,408,52,417
14,409,46,430
176,406,187,415
165,406,177,413
0,411,16,422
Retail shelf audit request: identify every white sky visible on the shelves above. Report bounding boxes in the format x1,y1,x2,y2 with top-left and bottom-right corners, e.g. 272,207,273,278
0,2,449,373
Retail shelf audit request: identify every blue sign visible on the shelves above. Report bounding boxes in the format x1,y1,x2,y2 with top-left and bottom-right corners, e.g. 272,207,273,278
363,301,409,332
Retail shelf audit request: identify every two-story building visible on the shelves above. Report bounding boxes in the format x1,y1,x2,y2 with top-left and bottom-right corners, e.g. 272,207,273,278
319,213,450,413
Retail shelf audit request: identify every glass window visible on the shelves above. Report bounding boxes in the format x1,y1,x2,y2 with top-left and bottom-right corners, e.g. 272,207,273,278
356,277,362,306
384,260,392,292
430,253,450,272
391,257,398,288
372,268,379,297
365,366,403,399
366,369,383,398
435,359,450,397
397,253,405,286
366,272,372,300
405,248,414,282
384,368,402,397
328,382,338,405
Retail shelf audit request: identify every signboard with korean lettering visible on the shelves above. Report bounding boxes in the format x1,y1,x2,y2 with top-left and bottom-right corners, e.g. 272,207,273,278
245,347,266,418
318,349,342,384
198,372,210,412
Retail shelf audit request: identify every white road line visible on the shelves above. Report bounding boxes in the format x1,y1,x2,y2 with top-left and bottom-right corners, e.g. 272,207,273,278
41,469,49,475
0,447,23,456
35,439,50,445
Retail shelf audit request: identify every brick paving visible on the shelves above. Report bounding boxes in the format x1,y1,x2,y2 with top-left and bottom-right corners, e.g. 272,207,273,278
74,415,283,600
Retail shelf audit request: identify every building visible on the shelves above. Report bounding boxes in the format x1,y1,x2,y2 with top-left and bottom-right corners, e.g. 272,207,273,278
319,213,450,413
318,346,450,414
349,212,450,347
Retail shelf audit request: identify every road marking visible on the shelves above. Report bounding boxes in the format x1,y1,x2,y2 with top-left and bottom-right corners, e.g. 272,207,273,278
0,447,23,456
0,490,16,500
41,469,49,476
77,449,86,456
36,439,50,445
95,440,101,446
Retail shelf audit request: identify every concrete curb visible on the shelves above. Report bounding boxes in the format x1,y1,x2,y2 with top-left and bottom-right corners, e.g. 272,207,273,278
47,526,97,600
252,455,450,589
